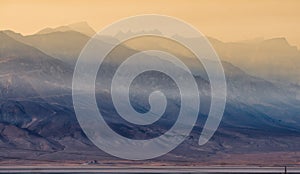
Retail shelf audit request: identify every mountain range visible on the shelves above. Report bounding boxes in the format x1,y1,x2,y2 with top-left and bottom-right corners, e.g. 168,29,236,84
0,22,300,165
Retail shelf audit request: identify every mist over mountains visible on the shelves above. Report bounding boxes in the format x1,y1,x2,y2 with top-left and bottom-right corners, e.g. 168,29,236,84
0,22,300,165
210,37,300,85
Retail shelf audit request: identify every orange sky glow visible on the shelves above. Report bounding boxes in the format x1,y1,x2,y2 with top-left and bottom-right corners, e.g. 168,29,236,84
1,0,300,47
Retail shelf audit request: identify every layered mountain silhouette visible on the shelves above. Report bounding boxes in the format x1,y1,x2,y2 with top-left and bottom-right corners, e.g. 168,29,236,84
5,22,300,86
36,21,96,37
0,23,300,165
209,37,300,85
3,29,90,66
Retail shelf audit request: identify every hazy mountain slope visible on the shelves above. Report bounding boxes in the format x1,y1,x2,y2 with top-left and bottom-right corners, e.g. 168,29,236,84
0,32,73,98
116,32,300,85
5,24,300,85
36,21,96,37
208,37,300,85
3,30,90,66
6,26,300,87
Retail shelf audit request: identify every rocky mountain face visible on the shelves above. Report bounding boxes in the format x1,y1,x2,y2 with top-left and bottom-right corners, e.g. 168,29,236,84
0,27,300,164
0,32,78,152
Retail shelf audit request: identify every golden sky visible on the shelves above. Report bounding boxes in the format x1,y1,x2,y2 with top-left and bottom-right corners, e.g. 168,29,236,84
1,0,300,47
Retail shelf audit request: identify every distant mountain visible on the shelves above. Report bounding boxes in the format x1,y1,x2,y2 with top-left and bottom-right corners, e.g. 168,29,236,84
36,21,96,37
6,26,300,87
3,30,90,66
109,31,300,85
114,29,163,40
0,32,73,98
208,37,300,85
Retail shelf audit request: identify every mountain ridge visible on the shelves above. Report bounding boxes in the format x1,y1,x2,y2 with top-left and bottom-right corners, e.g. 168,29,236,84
36,21,96,37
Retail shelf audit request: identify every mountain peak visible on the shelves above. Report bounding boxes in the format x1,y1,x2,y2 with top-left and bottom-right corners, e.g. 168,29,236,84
66,21,96,36
0,32,47,59
36,21,96,37
258,37,300,52
2,30,23,39
262,37,290,46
